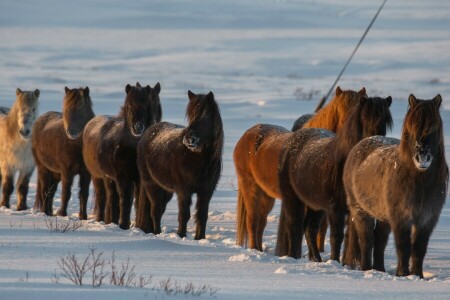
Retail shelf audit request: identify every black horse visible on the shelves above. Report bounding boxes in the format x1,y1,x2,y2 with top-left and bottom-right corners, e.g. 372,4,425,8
83,83,161,229
276,96,393,261
136,90,224,240
343,94,448,278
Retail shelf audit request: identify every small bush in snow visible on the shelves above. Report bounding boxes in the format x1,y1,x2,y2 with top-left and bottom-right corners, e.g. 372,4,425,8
45,216,84,233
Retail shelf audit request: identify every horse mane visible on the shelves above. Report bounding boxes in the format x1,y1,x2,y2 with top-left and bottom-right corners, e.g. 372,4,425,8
186,93,224,161
6,90,39,137
401,98,448,183
304,87,366,131
331,96,393,189
64,87,92,110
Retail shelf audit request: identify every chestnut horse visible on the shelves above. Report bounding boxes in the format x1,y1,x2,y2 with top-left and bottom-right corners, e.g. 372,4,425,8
0,88,40,210
32,87,95,219
234,86,366,251
275,96,392,261
83,83,161,229
343,95,447,278
135,91,223,240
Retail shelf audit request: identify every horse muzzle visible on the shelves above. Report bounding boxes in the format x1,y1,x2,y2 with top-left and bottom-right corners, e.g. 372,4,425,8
413,152,433,170
19,129,31,139
131,122,145,137
183,135,201,152
66,129,81,140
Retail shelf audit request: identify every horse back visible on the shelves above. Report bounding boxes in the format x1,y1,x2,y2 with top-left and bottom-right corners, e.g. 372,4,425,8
234,124,291,199
0,107,10,115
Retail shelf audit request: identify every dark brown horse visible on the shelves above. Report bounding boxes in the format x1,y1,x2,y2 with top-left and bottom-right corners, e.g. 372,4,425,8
83,82,161,229
275,96,393,261
135,90,223,240
234,87,366,251
343,94,448,278
32,87,95,219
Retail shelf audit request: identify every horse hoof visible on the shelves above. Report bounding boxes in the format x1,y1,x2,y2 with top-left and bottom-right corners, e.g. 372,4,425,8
57,210,67,217
16,204,27,211
1,202,10,209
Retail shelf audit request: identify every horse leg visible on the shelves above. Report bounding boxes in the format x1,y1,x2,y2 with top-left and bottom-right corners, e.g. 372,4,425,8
104,179,119,225
16,170,32,211
351,210,374,271
392,223,411,276
328,209,346,262
176,192,192,238
93,178,106,222
317,216,328,252
115,179,133,230
42,173,59,216
194,188,215,240
373,220,390,272
147,182,168,235
0,172,14,208
304,208,324,262
342,217,360,269
411,224,433,278
78,170,91,220
57,173,74,217
256,194,275,251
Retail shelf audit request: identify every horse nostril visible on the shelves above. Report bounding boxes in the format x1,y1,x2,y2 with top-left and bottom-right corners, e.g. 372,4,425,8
134,122,144,133
426,154,431,162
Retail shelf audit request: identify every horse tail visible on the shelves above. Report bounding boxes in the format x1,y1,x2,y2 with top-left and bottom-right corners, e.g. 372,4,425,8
236,187,247,247
342,216,360,268
135,182,151,233
275,199,289,256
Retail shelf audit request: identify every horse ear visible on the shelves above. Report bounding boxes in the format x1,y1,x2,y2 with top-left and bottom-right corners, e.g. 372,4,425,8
154,82,161,95
188,90,196,101
359,87,366,96
34,89,40,98
83,86,90,97
16,88,22,96
206,91,214,101
433,94,442,108
125,84,132,94
145,85,151,94
335,86,343,96
65,87,70,94
136,82,141,88
386,96,392,107
408,94,417,108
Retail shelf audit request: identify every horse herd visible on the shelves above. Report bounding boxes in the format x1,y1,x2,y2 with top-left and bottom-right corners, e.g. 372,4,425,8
0,85,447,279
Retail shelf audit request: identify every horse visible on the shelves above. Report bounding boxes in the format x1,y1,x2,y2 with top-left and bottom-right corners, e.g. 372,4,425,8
234,86,366,251
135,90,223,240
275,96,393,261
0,88,40,210
32,87,95,219
83,82,161,229
343,94,447,278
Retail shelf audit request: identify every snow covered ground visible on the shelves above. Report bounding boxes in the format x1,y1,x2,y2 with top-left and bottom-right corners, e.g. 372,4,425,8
0,0,450,299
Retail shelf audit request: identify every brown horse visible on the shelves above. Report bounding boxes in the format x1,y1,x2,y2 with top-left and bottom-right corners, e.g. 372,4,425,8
234,86,366,251
83,83,161,229
275,96,393,261
32,87,95,219
135,90,223,240
343,94,447,278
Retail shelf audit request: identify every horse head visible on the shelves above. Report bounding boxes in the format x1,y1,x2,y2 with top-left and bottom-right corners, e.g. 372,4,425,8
15,88,39,139
63,86,95,140
403,94,443,171
183,90,223,153
122,82,161,137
